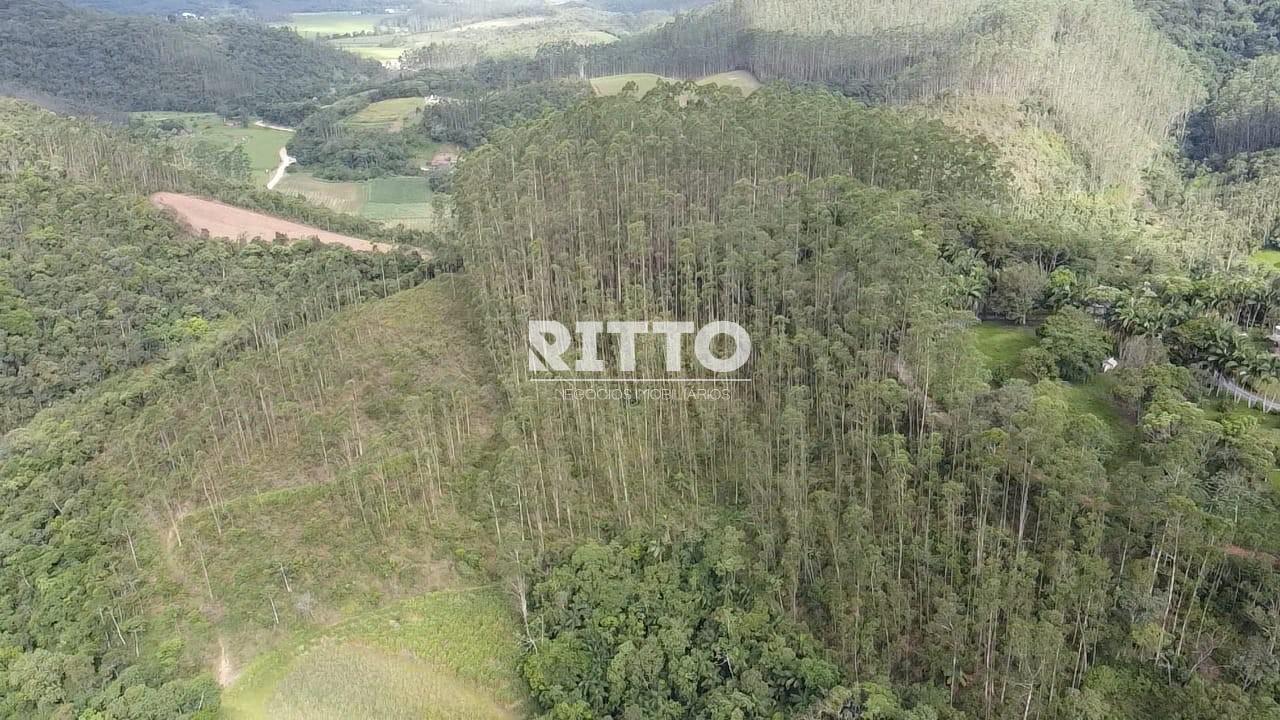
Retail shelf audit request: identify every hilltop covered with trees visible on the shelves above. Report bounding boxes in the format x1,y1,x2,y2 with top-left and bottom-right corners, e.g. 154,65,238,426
487,0,1202,192
453,85,1280,719
0,0,382,115
3,1,1280,719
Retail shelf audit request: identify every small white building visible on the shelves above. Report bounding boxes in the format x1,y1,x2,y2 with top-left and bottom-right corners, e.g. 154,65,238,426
1270,325,1280,356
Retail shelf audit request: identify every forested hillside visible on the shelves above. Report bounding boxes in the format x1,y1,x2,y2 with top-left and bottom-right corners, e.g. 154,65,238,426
1137,0,1280,77
524,0,1202,191
3,1,1280,719
1126,0,1280,257
0,93,446,715
0,100,436,431
63,0,392,17
452,86,1280,719
0,0,382,115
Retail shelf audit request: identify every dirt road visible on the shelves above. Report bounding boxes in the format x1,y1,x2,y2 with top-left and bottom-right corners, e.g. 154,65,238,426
1215,374,1280,413
253,120,294,132
150,192,401,253
266,147,296,190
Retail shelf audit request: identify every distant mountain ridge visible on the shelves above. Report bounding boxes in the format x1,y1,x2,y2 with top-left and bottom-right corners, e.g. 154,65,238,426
554,0,1203,191
0,0,382,114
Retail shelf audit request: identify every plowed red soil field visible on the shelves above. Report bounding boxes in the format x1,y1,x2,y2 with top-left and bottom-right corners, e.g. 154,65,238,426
150,192,399,253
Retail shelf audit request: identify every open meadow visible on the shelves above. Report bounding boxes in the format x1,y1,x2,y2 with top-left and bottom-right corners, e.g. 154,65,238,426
132,111,291,186
1252,248,1280,270
276,11,387,38
346,97,428,132
220,590,525,720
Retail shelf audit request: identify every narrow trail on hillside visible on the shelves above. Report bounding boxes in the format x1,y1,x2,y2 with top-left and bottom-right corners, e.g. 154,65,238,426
266,146,296,190
218,637,238,687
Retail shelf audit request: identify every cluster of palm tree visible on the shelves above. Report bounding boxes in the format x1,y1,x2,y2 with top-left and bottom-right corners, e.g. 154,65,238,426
1082,272,1280,384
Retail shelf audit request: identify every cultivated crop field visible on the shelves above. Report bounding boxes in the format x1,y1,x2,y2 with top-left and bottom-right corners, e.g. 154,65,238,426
327,36,410,62
150,192,399,252
323,6,634,63
274,172,439,229
364,176,439,229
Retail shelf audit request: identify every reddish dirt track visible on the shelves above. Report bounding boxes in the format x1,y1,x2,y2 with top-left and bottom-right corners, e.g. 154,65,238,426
150,192,401,253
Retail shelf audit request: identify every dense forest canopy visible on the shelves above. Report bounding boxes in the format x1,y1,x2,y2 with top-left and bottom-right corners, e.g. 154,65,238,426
420,79,591,147
509,0,1204,192
0,99,438,431
3,0,1280,718
0,0,382,115
453,85,1280,719
60,0,401,19
0,95,438,716
1137,0,1280,76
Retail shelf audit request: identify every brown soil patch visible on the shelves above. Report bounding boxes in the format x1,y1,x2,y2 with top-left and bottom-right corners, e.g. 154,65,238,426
151,192,400,253
1225,545,1280,568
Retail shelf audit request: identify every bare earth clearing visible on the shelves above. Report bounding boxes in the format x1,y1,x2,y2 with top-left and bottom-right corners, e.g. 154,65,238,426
150,192,400,253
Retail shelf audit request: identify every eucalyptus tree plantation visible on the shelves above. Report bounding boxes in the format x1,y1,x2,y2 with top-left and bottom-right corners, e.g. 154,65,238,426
453,86,1280,719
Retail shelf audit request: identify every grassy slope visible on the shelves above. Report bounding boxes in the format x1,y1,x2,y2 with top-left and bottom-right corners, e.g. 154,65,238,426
969,322,1134,447
346,97,427,132
77,276,518,713
133,111,291,186
1251,248,1280,270
698,70,764,94
277,11,383,37
222,589,524,720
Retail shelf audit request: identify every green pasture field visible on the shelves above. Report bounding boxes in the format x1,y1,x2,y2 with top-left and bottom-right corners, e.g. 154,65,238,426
1251,249,1280,270
274,172,437,229
132,111,291,186
278,11,384,37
